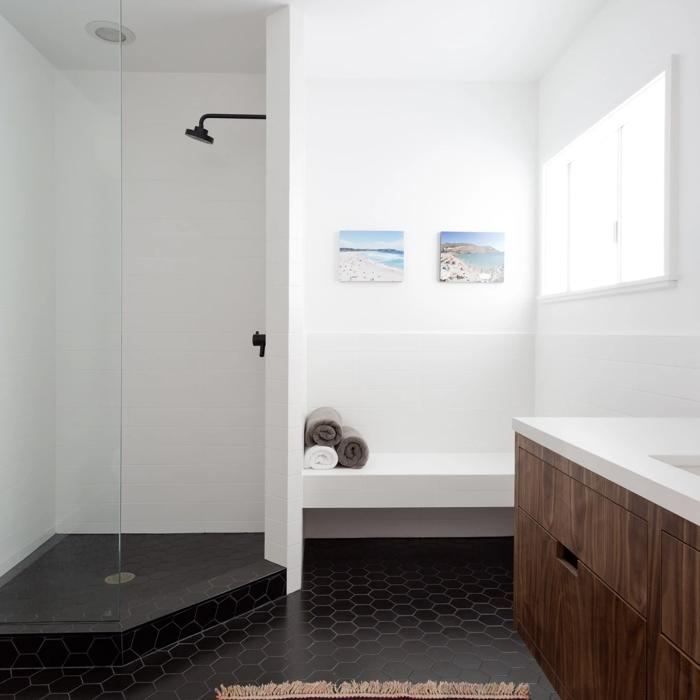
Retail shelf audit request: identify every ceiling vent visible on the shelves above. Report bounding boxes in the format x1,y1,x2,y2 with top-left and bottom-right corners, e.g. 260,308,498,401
86,20,135,45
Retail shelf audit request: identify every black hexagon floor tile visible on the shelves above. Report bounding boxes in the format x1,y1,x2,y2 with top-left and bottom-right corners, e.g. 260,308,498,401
0,537,558,700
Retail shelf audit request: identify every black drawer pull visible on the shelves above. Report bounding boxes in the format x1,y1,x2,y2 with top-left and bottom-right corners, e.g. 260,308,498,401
556,542,579,575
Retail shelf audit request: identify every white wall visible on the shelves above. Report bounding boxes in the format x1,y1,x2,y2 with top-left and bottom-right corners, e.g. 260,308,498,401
306,80,537,334
536,334,700,417
122,72,267,532
536,0,700,416
305,508,515,539
54,70,122,534
0,21,122,554
307,333,534,452
305,80,538,452
0,15,56,575
265,6,307,592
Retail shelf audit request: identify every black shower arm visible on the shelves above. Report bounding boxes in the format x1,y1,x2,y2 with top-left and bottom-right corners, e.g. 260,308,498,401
198,113,266,128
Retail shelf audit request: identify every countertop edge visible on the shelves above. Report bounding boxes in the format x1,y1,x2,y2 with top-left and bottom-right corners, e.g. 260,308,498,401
513,418,700,528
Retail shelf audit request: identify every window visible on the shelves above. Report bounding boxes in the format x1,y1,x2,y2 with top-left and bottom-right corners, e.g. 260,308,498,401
541,70,674,299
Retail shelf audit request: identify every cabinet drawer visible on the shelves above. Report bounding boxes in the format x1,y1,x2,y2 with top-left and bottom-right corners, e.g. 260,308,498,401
653,635,700,699
661,533,700,664
576,561,646,700
517,447,573,547
516,509,646,699
515,509,576,691
570,479,648,614
517,447,648,613
515,509,581,692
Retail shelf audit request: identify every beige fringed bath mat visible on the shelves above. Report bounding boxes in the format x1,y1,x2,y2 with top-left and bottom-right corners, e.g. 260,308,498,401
216,681,530,700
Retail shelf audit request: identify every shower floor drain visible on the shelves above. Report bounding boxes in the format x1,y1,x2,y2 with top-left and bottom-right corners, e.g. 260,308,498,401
105,572,136,585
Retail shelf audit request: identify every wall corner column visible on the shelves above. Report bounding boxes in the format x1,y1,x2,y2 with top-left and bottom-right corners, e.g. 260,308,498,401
264,5,306,594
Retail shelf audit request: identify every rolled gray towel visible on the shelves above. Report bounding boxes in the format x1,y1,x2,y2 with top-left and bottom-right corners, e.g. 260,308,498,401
337,426,369,468
304,407,343,447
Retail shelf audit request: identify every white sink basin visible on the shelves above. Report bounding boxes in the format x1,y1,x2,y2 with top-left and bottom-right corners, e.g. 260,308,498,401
651,454,700,476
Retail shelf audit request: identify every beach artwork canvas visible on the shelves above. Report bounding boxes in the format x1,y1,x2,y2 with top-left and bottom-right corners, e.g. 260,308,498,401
440,231,505,283
338,230,404,282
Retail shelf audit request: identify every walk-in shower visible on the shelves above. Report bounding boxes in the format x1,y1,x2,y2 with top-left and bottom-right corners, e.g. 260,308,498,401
0,0,123,628
185,112,266,145
0,0,281,669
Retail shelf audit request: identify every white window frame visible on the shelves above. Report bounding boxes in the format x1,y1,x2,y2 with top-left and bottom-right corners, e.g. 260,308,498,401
538,56,678,303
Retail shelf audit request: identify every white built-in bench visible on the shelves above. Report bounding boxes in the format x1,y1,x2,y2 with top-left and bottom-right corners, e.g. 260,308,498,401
303,452,514,509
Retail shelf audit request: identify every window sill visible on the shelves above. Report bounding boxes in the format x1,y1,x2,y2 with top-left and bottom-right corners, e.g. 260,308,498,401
538,275,678,304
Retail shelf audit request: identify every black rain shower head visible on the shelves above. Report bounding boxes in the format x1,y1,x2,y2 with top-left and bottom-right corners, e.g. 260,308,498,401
185,124,214,145
185,113,266,145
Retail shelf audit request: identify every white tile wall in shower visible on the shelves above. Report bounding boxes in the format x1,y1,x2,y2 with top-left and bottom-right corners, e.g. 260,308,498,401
121,71,266,533
0,15,57,574
307,332,535,453
53,70,122,534
535,334,700,417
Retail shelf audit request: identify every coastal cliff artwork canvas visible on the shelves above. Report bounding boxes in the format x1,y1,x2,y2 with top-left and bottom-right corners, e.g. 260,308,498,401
439,231,505,283
338,230,404,282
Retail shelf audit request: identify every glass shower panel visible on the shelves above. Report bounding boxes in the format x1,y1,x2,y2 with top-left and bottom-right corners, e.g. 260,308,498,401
0,0,122,624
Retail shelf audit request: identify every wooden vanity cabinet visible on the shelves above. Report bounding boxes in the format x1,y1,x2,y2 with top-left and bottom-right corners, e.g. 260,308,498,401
516,509,646,699
652,511,700,699
515,434,700,700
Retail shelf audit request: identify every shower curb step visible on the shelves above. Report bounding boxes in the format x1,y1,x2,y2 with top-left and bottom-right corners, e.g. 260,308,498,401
0,569,286,669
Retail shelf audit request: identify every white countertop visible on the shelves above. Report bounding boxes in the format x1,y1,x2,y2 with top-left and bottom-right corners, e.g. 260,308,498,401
513,417,700,527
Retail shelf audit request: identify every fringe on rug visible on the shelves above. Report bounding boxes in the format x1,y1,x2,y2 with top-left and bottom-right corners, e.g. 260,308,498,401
215,680,530,700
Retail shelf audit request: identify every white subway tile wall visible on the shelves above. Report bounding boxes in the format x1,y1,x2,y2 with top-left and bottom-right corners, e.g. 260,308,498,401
535,335,700,417
0,14,57,574
121,72,266,533
307,333,535,453
52,69,122,535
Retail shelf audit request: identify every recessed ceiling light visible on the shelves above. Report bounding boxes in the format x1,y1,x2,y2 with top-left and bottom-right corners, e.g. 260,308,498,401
86,20,135,45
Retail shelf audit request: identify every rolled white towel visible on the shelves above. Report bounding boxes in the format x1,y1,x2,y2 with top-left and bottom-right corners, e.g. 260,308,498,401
304,445,338,470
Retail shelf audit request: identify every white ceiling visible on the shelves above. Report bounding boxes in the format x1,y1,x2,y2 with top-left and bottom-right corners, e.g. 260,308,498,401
302,0,609,81
0,0,280,73
0,0,607,79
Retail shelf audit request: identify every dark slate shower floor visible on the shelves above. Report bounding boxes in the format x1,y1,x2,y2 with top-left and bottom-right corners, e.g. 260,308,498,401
0,533,280,632
0,537,558,699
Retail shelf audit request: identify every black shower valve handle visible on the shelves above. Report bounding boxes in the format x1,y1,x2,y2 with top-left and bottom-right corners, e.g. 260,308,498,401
252,331,266,358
